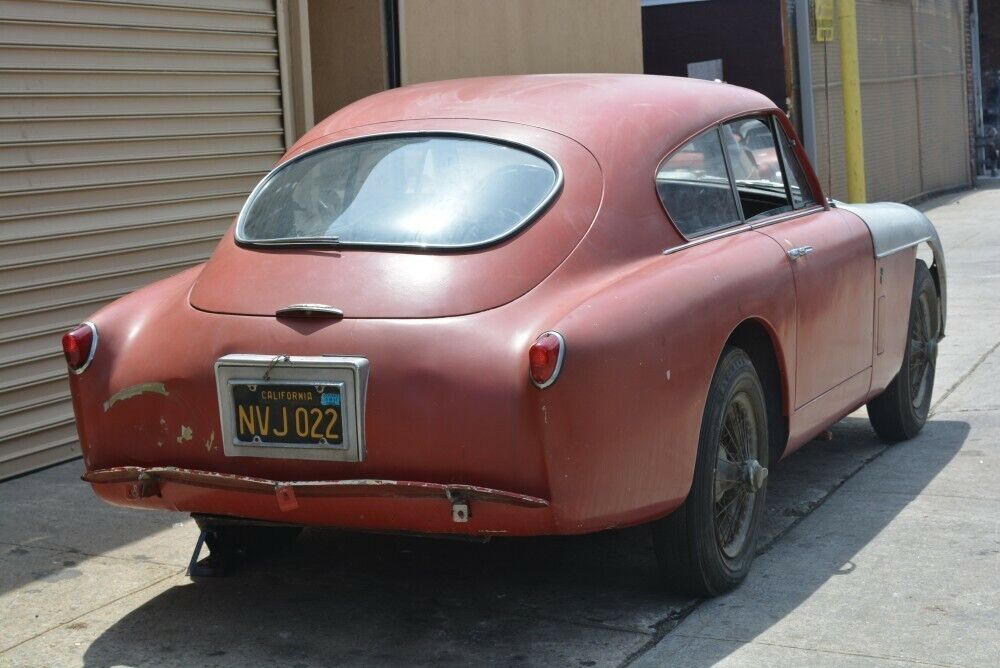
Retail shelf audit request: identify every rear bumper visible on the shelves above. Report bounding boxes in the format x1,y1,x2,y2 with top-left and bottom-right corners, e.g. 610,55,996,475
83,466,555,537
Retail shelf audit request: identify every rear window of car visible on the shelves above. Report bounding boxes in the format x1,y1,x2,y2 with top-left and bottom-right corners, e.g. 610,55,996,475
237,134,561,249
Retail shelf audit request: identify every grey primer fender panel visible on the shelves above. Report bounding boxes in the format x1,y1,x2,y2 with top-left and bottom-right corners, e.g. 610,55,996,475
835,201,947,337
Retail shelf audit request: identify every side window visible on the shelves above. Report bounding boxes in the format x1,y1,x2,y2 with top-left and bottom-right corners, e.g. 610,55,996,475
722,117,792,221
655,128,741,238
775,121,818,209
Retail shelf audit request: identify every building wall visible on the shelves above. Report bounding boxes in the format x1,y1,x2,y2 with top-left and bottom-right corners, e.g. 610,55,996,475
810,0,972,202
642,0,789,110
308,0,388,122
397,0,643,85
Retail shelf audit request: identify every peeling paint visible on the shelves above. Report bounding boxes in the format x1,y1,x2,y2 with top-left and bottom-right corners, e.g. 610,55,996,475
204,431,215,452
176,425,193,444
103,382,168,412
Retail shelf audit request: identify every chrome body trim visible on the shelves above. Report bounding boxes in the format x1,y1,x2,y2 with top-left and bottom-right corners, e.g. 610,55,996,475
835,201,947,335
533,331,566,390
234,130,565,252
215,354,369,462
69,321,99,375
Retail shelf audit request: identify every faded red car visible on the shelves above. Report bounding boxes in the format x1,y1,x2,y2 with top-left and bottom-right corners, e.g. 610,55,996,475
65,75,946,596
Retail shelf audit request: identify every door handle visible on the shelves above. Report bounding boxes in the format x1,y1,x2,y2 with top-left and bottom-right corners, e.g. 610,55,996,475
787,245,814,260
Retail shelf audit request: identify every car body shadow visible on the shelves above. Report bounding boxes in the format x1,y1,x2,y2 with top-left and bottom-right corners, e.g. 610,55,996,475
78,416,966,667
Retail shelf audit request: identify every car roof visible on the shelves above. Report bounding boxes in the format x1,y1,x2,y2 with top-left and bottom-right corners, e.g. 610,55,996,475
298,74,778,166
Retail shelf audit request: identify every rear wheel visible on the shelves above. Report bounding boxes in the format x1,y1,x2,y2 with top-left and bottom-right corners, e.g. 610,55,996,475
867,260,939,443
652,347,770,597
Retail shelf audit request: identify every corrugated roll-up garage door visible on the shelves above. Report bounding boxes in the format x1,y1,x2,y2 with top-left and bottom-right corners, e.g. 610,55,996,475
810,0,971,202
0,0,287,479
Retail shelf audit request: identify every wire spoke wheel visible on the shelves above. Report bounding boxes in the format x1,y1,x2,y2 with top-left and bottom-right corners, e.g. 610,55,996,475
866,260,940,443
652,346,770,596
908,291,935,410
713,391,764,559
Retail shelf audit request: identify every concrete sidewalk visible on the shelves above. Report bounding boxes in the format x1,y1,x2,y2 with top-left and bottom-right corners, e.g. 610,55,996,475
1,186,998,667
632,185,1000,667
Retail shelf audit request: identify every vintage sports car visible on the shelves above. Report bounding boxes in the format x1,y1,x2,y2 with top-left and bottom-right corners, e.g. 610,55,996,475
65,75,946,595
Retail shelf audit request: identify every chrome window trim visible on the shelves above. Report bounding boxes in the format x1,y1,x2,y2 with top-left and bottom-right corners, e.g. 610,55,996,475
69,321,99,375
718,124,747,223
747,204,826,230
662,224,752,255
662,204,826,255
532,331,566,390
234,130,564,252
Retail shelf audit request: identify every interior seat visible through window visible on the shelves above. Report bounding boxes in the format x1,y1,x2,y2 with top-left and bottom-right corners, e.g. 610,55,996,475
721,117,792,221
655,128,741,238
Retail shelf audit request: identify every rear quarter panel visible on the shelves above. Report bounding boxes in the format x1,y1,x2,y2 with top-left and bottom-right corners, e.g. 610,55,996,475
539,230,796,531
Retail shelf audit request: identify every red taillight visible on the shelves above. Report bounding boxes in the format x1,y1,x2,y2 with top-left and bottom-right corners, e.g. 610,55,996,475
529,331,565,388
62,323,97,373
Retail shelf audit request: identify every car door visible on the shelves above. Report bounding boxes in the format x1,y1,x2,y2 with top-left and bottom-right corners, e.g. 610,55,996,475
722,115,875,409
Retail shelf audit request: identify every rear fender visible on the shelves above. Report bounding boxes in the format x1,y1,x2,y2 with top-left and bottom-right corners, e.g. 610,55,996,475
536,230,795,530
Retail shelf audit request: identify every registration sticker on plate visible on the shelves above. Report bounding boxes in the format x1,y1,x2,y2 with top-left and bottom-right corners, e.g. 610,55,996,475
232,382,345,447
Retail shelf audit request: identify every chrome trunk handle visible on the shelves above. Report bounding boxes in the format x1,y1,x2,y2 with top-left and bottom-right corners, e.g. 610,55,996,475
275,304,344,319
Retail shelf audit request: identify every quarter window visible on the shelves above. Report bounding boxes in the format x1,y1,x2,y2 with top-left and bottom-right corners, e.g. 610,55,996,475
722,117,793,221
655,128,741,238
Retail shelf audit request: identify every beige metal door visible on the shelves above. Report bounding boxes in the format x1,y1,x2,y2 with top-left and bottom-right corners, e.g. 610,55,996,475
0,0,287,478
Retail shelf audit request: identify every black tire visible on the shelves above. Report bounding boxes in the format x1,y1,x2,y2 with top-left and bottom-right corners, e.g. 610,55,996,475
652,347,770,597
867,260,939,443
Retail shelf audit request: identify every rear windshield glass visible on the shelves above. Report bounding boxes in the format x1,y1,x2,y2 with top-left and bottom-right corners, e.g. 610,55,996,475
237,135,560,249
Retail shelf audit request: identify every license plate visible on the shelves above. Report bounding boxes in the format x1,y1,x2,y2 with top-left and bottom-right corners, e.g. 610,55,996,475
231,382,344,447
215,354,369,462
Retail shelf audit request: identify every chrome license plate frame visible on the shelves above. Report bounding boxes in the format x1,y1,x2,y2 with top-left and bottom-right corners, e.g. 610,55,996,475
215,354,369,462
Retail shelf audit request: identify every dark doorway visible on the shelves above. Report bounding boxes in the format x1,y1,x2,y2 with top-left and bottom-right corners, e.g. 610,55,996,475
642,0,788,110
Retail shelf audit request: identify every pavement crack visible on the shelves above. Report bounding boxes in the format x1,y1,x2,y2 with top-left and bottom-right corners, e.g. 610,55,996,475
618,600,700,667
929,338,1000,417
534,614,655,638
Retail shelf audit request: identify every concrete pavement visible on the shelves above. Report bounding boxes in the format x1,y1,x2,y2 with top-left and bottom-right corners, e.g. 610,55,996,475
1,185,998,667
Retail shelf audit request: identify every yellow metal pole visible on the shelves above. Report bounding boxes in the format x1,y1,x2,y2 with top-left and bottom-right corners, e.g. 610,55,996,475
838,0,867,202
